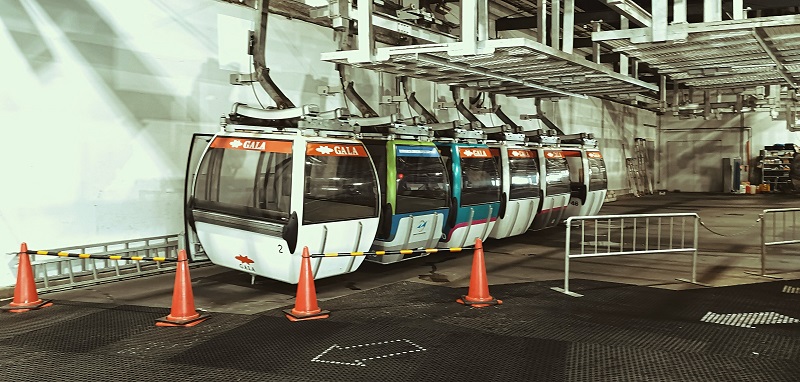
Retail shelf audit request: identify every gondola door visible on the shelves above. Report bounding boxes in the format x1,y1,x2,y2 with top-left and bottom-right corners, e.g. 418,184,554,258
190,133,379,284
562,148,607,218
488,145,540,239
562,148,590,219
298,138,380,277
184,133,213,260
363,140,449,263
437,143,501,248
529,148,571,230
585,149,608,215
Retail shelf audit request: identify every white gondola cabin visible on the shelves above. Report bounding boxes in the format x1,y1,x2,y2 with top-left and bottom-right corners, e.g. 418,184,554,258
527,135,571,231
188,105,380,283
359,119,450,263
486,129,541,239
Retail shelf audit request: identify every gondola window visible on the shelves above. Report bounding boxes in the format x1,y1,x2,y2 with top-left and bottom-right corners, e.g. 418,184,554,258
508,155,540,200
303,143,378,224
395,145,449,214
545,155,571,195
193,138,294,223
460,152,501,206
588,156,608,191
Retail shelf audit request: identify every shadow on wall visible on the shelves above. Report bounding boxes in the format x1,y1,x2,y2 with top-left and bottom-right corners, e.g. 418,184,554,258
33,0,193,122
0,0,56,74
1,0,235,168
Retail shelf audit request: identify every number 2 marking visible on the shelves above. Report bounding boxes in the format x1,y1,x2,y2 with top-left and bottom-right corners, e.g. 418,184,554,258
278,244,284,253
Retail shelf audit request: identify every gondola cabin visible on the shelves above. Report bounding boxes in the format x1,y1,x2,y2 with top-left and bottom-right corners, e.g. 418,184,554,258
487,136,541,239
189,105,380,283
360,123,450,263
561,134,608,219
434,128,501,248
528,140,572,231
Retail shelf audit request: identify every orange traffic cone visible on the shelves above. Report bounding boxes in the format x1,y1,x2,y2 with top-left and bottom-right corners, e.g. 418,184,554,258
457,238,502,308
155,250,209,327
284,246,329,321
1,243,52,313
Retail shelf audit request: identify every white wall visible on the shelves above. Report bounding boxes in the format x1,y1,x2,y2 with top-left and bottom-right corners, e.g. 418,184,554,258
659,112,800,190
546,97,658,192
0,0,655,289
0,0,356,289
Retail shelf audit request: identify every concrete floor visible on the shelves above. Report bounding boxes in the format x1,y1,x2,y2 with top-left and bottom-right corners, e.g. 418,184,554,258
15,193,800,315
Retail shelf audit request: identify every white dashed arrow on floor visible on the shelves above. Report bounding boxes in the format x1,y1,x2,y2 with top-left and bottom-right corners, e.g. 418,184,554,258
311,339,427,366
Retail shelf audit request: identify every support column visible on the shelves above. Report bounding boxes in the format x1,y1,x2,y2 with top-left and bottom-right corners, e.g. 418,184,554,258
462,0,478,52
672,80,680,114
732,0,744,20
538,0,547,44
562,0,574,53
477,0,489,43
357,0,375,61
704,0,722,22
619,16,629,75
673,0,687,24
652,0,667,42
591,20,601,64
551,0,560,49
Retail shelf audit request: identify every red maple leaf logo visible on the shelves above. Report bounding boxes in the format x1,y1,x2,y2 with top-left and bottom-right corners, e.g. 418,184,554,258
235,255,255,264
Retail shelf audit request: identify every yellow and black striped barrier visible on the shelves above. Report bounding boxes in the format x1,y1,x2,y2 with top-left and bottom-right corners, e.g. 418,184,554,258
26,250,178,263
310,247,466,258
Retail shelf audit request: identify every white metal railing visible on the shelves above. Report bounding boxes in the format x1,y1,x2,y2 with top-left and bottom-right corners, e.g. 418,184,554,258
552,213,703,297
749,208,800,278
29,234,185,292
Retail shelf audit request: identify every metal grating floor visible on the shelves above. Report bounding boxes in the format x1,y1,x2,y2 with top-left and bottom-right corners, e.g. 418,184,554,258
1,279,799,381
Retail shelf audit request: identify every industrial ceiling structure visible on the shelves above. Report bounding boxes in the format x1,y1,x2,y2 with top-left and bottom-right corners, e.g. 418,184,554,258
223,0,800,115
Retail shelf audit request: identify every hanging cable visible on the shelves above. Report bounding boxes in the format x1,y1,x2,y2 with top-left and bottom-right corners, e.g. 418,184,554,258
699,217,761,237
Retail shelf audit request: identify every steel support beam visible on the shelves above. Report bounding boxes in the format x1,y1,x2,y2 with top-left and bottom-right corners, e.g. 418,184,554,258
753,27,797,89
415,54,587,98
601,0,652,28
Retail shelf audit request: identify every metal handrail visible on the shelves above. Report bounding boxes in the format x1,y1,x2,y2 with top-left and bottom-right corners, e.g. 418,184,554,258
752,208,800,278
552,213,702,297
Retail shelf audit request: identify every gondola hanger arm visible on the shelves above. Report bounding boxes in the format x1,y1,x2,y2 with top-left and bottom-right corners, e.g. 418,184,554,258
401,77,440,124
229,0,296,110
